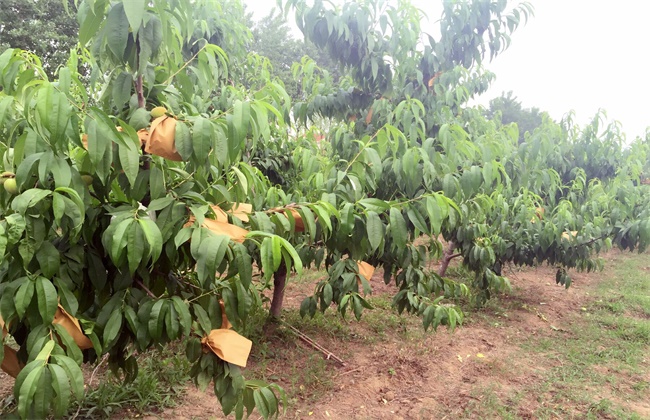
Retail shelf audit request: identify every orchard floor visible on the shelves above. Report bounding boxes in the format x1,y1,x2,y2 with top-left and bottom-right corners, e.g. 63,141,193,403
1,251,649,419
154,250,650,419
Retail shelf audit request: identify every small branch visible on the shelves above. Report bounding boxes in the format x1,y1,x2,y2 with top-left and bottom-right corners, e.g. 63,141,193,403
88,354,109,388
135,279,156,298
71,354,109,420
344,125,384,173
163,45,207,85
334,366,362,378
437,240,457,277
281,321,346,366
135,75,145,108
574,233,609,248
134,39,145,109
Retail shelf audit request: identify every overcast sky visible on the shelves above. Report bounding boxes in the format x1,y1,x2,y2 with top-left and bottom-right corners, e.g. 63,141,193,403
244,0,650,141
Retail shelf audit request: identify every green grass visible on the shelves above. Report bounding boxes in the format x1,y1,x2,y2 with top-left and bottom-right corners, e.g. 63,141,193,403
455,253,650,419
74,342,191,418
0,342,192,419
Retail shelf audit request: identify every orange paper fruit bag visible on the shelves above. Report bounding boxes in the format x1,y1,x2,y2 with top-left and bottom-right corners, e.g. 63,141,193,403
144,116,183,161
201,329,252,367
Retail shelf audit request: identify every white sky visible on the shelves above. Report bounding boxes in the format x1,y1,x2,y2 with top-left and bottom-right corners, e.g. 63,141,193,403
245,0,650,141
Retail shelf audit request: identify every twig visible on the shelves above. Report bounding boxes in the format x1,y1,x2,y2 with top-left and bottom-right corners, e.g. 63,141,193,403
71,354,109,420
88,354,109,388
163,45,207,85
135,279,156,298
335,366,362,377
280,321,346,366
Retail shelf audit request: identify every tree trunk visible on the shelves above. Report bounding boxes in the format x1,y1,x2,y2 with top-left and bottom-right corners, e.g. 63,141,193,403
269,262,287,319
437,240,457,277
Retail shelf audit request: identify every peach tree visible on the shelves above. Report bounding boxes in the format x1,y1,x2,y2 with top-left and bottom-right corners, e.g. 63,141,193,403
0,0,299,417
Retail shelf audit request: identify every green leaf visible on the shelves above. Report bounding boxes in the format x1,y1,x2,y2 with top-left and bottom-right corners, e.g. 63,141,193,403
15,279,34,319
323,283,333,306
260,387,278,416
236,281,252,320
294,207,313,240
35,277,58,324
110,219,133,265
105,3,129,59
123,0,146,35
138,15,162,73
54,187,86,226
339,203,355,236
49,364,71,418
84,117,112,183
425,196,442,233
49,156,72,188
118,141,140,187
171,296,191,337
147,197,174,212
55,278,78,316
129,107,151,130
192,304,211,335
148,300,166,340
253,389,270,418
310,203,333,235
196,234,229,284
233,243,253,289
139,218,163,264
103,308,123,348
192,117,213,162
78,0,106,45
358,198,390,212
174,227,192,248
232,99,250,147
36,242,60,279
277,236,303,274
126,222,145,274
407,207,428,234
16,361,45,419
6,214,26,244
165,302,180,339
260,237,273,281
15,152,42,192
389,207,407,248
11,189,52,214
51,354,84,400
0,225,6,263
271,235,282,271
112,71,133,108
35,84,71,146
175,120,192,161
149,166,165,199
365,211,383,252
52,324,83,365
